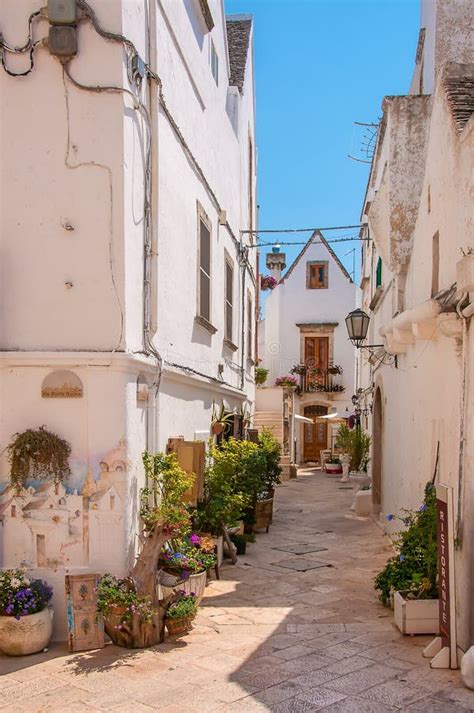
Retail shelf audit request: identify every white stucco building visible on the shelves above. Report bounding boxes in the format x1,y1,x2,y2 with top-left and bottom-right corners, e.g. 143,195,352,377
357,0,473,653
256,234,357,466
0,0,257,637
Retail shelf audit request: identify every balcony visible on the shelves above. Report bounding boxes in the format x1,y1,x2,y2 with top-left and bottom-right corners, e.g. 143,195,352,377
291,365,345,394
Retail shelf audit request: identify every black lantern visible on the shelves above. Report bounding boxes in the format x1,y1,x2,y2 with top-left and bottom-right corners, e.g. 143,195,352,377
345,308,370,348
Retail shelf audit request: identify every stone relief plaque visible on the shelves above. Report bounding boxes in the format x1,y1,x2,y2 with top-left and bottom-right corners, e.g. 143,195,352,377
42,370,83,398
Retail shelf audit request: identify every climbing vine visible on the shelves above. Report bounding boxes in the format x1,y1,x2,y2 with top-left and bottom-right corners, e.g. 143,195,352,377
6,426,72,490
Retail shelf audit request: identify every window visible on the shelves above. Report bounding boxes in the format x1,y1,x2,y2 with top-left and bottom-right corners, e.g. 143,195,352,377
11,505,16,518
198,210,211,322
224,257,234,342
110,495,115,511
210,40,218,85
375,257,383,288
306,261,328,289
247,294,253,360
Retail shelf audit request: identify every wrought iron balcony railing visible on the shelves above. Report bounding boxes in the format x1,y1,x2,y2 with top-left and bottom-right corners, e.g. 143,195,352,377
298,367,345,394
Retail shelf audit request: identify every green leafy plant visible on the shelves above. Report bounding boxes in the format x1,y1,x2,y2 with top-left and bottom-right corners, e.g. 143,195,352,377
140,452,194,535
6,426,71,490
165,593,198,620
96,574,156,624
161,536,217,575
374,483,438,605
334,423,371,471
255,366,269,386
258,427,282,492
211,403,235,435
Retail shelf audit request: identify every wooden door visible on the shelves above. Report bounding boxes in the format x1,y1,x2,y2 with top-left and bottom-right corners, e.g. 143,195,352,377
303,405,328,462
305,337,329,389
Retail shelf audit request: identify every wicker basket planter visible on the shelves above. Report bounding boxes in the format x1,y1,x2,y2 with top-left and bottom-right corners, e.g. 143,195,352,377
165,614,195,637
254,497,273,533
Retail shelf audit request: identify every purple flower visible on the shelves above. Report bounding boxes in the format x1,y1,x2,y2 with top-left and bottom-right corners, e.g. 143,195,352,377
419,504,428,512
386,514,395,522
399,555,406,562
190,534,201,546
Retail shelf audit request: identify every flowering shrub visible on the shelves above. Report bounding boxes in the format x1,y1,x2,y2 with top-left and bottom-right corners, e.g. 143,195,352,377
260,275,277,290
374,483,437,605
165,592,198,620
96,574,156,624
0,569,52,619
275,375,298,388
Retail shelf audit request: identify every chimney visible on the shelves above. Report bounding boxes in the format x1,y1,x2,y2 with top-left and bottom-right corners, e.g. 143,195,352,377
266,247,286,280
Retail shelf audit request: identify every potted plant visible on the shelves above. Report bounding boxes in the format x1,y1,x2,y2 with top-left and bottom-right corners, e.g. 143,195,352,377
260,275,277,291
290,363,306,376
374,483,439,635
229,533,247,555
324,456,342,475
165,592,198,636
255,366,269,386
6,426,71,492
96,574,160,647
160,534,216,603
275,375,298,389
211,403,234,436
0,569,53,656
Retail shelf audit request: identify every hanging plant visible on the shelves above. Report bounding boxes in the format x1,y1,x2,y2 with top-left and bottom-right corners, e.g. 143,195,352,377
6,426,72,490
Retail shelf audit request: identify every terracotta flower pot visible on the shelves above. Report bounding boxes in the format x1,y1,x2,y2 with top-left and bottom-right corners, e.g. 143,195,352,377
211,423,224,435
165,614,195,636
0,607,53,656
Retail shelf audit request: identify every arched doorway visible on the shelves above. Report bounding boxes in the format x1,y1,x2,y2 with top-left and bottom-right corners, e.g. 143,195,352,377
372,387,383,513
303,405,328,462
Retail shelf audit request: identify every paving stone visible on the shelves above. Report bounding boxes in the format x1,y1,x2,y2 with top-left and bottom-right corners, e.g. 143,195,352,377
254,679,307,705
273,644,316,660
318,696,399,712
273,559,332,572
294,686,347,709
358,678,430,707
271,544,328,555
406,695,471,712
322,663,403,695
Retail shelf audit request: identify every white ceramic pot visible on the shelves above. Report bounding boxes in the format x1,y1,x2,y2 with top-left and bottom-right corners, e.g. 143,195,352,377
159,569,208,605
0,607,53,656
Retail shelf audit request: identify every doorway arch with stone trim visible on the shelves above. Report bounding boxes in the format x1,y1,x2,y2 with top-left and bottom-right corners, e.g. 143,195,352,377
302,404,328,463
372,387,383,514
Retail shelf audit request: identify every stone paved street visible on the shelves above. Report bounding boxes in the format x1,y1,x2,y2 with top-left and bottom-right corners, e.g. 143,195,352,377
1,468,471,712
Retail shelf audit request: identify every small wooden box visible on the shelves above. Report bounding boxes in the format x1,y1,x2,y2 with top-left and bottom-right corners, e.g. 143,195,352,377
394,590,439,635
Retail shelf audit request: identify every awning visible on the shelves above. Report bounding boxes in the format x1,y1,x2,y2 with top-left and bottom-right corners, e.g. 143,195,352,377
294,414,314,424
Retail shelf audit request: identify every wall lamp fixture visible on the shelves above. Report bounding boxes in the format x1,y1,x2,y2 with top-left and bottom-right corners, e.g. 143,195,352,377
345,308,396,365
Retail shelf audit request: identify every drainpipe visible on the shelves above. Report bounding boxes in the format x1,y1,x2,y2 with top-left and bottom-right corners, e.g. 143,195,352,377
146,0,161,452
456,297,473,544
240,248,247,391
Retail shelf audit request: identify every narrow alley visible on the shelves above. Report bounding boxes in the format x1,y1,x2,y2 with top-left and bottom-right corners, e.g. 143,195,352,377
0,470,468,712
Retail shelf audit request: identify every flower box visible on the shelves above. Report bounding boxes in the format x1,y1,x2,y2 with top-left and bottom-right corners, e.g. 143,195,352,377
393,591,439,635
325,463,343,475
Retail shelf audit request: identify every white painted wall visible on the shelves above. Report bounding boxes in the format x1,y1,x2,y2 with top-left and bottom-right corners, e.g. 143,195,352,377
359,30,474,648
0,0,257,638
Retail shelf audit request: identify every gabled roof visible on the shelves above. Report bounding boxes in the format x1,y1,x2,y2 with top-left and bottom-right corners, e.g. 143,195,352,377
226,15,252,94
280,230,353,283
443,63,474,133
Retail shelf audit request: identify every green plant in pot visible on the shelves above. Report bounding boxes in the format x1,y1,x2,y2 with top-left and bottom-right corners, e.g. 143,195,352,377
258,427,282,496
255,366,269,386
211,403,234,436
165,592,198,636
374,483,438,606
229,533,247,555
7,426,71,492
0,569,54,656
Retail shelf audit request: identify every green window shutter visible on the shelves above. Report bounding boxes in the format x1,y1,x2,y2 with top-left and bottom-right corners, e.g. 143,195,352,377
376,257,382,288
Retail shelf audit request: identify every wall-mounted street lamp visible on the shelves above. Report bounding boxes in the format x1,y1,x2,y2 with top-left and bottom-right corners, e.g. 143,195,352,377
345,308,396,365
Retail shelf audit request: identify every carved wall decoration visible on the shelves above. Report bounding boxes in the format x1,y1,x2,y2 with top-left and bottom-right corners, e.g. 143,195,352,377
41,370,83,398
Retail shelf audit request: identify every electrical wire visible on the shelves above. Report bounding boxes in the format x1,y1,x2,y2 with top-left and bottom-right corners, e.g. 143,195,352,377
0,40,42,77
242,223,365,235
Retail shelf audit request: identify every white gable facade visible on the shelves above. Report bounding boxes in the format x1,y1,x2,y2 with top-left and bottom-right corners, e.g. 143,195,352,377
258,233,357,464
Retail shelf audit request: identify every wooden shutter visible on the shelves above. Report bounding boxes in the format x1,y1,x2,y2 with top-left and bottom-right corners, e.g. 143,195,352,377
199,219,211,321
167,438,205,505
66,573,104,653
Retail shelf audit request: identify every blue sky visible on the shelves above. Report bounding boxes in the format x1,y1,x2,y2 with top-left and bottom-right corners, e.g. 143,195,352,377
226,0,421,282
